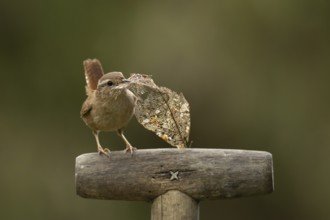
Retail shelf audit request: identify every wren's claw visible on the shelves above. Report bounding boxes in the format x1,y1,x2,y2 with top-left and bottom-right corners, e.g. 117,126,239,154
98,148,110,157
92,130,110,157
125,145,137,154
98,147,111,157
117,129,136,154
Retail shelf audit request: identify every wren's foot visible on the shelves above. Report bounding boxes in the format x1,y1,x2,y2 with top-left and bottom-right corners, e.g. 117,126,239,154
93,130,110,157
98,147,111,157
125,145,137,154
117,129,136,154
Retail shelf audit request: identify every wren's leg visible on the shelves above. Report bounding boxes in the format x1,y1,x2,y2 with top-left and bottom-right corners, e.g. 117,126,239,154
92,130,110,157
117,129,136,154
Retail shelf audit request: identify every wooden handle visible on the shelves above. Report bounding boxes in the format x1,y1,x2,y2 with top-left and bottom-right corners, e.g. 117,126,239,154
151,190,199,220
75,148,274,201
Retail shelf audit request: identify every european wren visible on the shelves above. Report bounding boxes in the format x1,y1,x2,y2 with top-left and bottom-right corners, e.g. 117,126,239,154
80,59,137,156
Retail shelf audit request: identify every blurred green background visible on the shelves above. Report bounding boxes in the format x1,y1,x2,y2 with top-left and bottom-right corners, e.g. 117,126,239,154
1,0,329,219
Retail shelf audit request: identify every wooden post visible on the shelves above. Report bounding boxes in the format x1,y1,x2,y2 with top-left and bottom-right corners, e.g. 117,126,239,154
151,190,199,220
75,148,274,219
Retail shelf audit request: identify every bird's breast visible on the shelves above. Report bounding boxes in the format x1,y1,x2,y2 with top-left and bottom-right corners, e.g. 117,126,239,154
90,88,136,131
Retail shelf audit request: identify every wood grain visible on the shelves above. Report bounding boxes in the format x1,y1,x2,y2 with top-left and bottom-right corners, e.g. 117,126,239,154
75,148,274,201
151,190,199,220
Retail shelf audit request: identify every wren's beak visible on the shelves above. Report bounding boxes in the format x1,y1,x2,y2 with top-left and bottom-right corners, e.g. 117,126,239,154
122,79,130,83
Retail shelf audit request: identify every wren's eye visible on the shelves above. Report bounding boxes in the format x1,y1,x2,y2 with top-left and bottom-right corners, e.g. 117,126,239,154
107,81,114,86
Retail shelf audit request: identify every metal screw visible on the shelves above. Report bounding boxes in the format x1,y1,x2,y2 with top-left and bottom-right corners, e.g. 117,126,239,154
170,171,179,180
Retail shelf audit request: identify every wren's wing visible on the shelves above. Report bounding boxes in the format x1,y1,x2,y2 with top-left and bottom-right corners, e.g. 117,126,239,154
83,59,104,93
127,74,191,148
80,96,93,118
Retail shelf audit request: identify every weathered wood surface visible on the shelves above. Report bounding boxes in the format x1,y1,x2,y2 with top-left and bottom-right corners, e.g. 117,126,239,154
151,190,199,220
75,148,273,201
